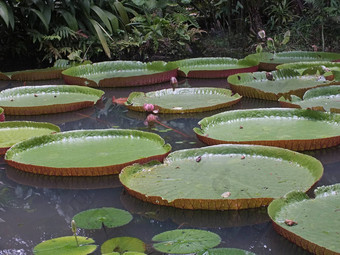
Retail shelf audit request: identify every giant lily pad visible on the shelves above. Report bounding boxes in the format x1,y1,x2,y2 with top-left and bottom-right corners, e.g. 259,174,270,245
126,88,242,113
279,85,340,113
73,207,132,229
62,61,178,87
268,184,340,255
152,229,221,254
0,67,64,81
196,248,256,255
0,121,60,155
171,57,258,78
0,107,4,121
33,236,97,255
246,51,340,71
101,237,145,254
0,85,104,115
276,61,340,74
5,129,171,176
194,108,340,151
119,144,323,210
227,69,338,101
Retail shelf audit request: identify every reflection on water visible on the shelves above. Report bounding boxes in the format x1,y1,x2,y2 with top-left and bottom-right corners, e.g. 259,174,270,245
0,78,336,255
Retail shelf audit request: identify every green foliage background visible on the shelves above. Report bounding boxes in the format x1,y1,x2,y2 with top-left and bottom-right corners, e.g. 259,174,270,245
0,0,339,71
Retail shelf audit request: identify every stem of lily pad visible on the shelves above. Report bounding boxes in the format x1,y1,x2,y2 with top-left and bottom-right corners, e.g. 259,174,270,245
71,220,79,247
154,119,189,138
102,222,108,239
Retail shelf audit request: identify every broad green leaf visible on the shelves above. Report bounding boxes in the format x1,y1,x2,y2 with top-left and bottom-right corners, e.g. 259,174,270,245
101,237,145,254
126,88,241,113
0,85,104,115
33,236,96,255
0,66,64,81
89,19,111,58
196,248,256,255
279,85,340,112
247,51,340,71
152,229,221,254
171,57,258,77
0,121,60,154
60,10,78,31
62,60,177,87
104,10,119,33
119,144,323,210
0,0,9,27
194,108,340,151
268,184,340,254
276,61,340,75
227,69,337,100
5,129,171,176
91,5,113,34
30,8,49,31
114,1,129,26
73,207,132,229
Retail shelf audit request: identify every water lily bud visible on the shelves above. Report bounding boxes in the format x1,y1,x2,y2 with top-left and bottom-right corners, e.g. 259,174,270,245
143,103,155,112
311,45,318,51
170,77,178,87
258,30,266,39
71,220,77,234
144,114,158,126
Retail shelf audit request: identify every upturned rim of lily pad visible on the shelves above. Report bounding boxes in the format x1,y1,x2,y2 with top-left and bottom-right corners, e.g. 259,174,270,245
0,121,60,155
0,107,4,122
125,87,242,114
246,51,340,71
171,57,259,78
0,85,104,115
62,61,178,87
279,85,340,113
5,129,171,176
194,108,340,151
119,144,323,210
0,67,64,81
227,69,339,101
268,184,340,255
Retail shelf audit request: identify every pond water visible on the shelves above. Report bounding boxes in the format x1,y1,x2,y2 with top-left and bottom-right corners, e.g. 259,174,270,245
0,78,339,255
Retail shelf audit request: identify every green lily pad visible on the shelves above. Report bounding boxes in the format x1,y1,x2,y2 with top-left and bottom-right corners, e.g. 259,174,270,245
62,61,178,87
73,207,132,229
0,85,104,115
33,236,97,255
152,229,221,254
268,184,340,254
126,88,242,113
0,67,64,81
194,108,340,151
119,144,323,210
196,248,256,255
279,85,340,113
171,57,258,78
227,69,337,101
0,121,60,155
246,51,340,71
101,237,145,254
5,129,171,176
0,107,4,121
276,61,340,74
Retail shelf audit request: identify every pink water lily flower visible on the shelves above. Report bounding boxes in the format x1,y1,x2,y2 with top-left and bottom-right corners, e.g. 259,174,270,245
144,114,158,126
143,103,155,112
170,76,178,90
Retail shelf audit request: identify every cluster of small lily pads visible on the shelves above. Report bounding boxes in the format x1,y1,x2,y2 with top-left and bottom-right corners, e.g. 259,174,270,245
0,51,340,254
33,206,255,254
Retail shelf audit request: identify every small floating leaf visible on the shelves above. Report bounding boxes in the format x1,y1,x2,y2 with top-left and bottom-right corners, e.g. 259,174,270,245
33,236,96,255
73,207,132,229
196,247,256,255
152,229,221,254
101,237,146,254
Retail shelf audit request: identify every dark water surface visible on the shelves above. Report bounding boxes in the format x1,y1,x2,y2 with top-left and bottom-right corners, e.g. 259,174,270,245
0,78,339,255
